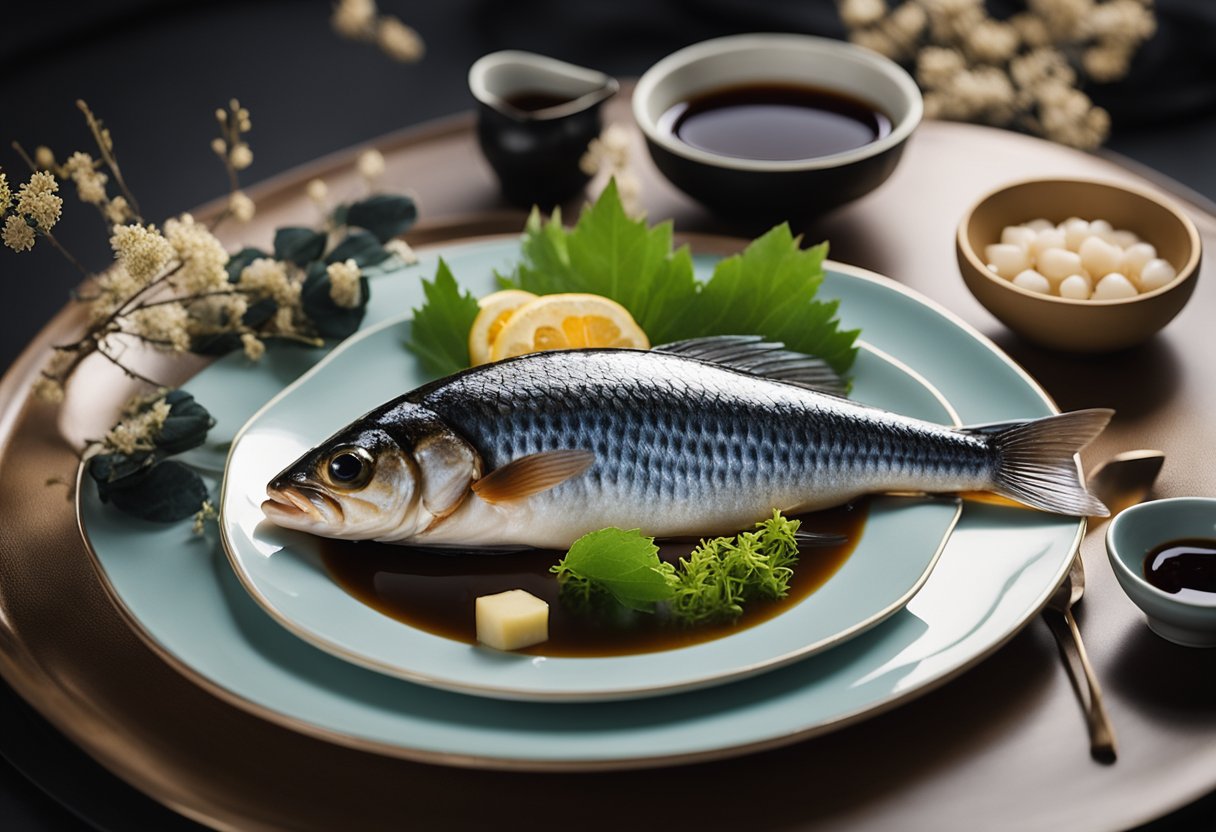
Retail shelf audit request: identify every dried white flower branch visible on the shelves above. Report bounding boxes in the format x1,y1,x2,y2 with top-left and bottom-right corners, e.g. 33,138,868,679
837,0,1157,149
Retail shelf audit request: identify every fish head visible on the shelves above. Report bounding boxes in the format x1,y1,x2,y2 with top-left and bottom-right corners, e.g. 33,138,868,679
262,403,481,541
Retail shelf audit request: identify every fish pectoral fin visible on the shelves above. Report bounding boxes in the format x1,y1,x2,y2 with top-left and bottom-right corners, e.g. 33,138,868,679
653,335,847,395
471,449,595,504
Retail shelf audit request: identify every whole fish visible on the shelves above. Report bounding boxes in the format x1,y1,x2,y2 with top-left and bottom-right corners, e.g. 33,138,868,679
263,337,1112,549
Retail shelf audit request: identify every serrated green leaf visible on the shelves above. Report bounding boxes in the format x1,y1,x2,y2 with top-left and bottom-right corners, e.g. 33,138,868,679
409,180,858,378
273,227,327,266
676,225,858,375
102,460,210,522
552,528,674,612
504,181,700,343
225,247,267,283
326,230,393,267
408,259,480,377
345,194,418,243
300,261,369,340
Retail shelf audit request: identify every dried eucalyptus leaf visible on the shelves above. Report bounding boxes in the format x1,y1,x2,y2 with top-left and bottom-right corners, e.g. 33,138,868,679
190,332,242,356
242,297,279,330
155,391,216,454
344,194,418,243
104,460,210,522
88,451,158,500
325,230,392,267
301,261,369,340
273,227,327,266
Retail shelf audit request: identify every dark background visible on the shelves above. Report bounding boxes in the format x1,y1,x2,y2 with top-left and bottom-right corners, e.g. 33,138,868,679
1,1,1215,828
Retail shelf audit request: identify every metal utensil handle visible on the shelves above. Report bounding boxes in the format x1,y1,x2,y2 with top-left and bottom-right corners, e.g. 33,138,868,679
1044,608,1118,762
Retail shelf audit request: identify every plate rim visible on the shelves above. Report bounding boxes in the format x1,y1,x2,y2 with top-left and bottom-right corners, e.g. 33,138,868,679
217,328,964,701
73,245,1085,771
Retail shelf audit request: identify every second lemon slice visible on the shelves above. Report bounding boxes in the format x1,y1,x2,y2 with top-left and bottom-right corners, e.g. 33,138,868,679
490,293,650,361
468,289,538,366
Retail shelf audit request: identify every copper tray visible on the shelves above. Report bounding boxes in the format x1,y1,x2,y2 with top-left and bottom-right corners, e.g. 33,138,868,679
3,98,1216,830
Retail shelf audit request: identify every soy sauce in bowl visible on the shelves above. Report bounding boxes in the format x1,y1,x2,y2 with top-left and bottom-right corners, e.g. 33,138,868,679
657,83,892,162
1145,538,1216,600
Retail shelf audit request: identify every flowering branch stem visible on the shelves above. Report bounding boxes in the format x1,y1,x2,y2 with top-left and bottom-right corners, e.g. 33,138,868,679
10,140,38,171
76,100,144,223
96,344,165,387
140,289,244,310
114,262,185,318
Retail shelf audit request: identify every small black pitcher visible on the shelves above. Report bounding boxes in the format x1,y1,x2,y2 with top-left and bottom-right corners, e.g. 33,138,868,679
469,51,618,209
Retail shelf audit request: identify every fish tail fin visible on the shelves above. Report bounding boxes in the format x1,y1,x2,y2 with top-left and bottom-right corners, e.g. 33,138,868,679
970,408,1114,517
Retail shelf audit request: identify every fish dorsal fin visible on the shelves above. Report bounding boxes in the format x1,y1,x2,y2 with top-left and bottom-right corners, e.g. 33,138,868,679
471,449,596,504
654,335,847,395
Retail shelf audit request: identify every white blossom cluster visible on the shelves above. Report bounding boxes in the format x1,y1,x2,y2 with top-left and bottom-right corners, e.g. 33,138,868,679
332,0,425,63
838,0,1157,149
1,170,62,252
580,124,643,216
211,99,256,223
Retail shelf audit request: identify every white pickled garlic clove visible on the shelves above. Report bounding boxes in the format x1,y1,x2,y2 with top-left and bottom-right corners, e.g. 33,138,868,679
1137,258,1177,291
1089,219,1114,237
1012,269,1052,294
1112,229,1140,248
1001,225,1037,249
1079,236,1122,277
1120,242,1157,278
1030,228,1067,258
1059,273,1093,299
985,243,1031,278
1060,218,1090,251
1026,218,1054,232
1093,272,1138,299
1037,247,1084,282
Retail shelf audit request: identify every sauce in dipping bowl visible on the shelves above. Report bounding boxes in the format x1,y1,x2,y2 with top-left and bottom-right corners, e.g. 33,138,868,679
633,34,921,219
1107,498,1216,647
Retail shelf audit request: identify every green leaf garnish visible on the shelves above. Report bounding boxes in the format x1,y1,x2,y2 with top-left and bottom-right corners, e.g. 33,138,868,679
500,181,699,345
551,528,675,613
423,178,859,376
408,258,480,376
668,510,802,625
551,511,806,625
682,226,858,375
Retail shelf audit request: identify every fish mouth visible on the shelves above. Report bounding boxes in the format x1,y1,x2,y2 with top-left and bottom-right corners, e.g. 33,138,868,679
262,485,344,526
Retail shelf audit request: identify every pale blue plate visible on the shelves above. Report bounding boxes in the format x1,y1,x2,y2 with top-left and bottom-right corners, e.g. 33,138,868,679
79,240,1083,768
221,329,961,701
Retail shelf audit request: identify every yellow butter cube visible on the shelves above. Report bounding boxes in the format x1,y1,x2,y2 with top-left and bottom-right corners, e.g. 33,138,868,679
475,589,549,651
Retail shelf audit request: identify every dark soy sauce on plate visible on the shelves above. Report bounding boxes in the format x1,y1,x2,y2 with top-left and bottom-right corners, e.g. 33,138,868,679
320,500,868,657
658,83,892,162
1144,538,1216,600
504,90,574,112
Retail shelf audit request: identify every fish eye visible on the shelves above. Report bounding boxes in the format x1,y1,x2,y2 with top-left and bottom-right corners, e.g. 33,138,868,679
325,447,374,489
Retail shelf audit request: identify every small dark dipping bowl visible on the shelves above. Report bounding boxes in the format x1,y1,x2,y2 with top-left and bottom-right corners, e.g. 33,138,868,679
633,34,923,220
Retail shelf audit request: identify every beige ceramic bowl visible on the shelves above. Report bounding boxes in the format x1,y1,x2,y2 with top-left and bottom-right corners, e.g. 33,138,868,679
957,178,1201,352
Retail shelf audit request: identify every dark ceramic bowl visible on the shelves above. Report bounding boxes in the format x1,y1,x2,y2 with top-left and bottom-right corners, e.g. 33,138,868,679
632,34,922,219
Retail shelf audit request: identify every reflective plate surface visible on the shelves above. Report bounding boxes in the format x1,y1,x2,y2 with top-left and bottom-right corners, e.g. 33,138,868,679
221,324,961,701
78,239,1082,768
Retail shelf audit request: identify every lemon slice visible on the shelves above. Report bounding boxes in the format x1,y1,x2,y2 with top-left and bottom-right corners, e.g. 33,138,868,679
468,289,538,366
490,293,649,361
